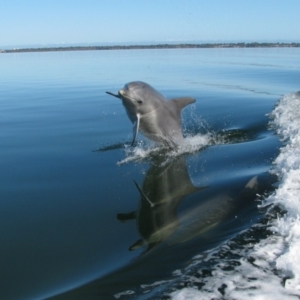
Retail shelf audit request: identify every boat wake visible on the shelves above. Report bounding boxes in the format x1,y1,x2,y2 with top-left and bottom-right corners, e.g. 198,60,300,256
168,92,300,300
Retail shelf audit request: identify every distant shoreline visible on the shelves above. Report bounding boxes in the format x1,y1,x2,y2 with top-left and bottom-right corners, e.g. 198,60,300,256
1,42,300,53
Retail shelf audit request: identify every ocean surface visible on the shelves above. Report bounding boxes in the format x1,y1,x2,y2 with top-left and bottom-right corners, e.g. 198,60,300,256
0,48,299,300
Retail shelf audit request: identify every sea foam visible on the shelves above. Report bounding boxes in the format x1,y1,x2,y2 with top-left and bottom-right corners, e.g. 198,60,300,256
263,92,300,292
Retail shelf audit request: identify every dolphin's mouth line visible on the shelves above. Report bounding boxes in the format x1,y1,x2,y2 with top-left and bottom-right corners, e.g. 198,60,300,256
120,93,134,101
119,93,163,116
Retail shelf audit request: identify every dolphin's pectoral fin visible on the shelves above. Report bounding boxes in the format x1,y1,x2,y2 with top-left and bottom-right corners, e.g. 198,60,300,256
170,97,196,112
106,91,121,99
131,115,140,146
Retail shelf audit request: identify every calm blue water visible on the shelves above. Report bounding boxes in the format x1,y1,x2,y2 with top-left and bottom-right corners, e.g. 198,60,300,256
0,48,299,300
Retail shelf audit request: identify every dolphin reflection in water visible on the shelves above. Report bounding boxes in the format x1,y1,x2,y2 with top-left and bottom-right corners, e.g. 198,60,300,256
118,156,266,253
118,157,206,251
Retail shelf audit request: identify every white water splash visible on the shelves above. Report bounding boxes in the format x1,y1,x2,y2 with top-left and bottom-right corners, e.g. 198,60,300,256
262,92,300,292
117,133,214,165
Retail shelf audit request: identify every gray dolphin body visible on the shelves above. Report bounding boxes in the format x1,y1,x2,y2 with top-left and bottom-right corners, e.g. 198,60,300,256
106,81,196,146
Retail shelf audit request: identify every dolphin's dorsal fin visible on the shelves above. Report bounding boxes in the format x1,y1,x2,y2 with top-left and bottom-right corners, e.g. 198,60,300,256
170,97,196,112
245,176,258,189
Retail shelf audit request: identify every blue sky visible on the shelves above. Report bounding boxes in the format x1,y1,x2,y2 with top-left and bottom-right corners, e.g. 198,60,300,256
1,0,300,47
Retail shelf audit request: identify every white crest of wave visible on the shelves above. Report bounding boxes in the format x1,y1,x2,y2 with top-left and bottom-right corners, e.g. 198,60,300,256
263,92,300,291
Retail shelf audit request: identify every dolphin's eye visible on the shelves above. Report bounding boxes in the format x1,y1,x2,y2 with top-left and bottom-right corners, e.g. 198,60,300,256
137,100,143,104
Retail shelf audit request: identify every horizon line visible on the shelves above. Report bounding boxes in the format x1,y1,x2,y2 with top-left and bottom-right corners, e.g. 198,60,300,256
1,42,300,53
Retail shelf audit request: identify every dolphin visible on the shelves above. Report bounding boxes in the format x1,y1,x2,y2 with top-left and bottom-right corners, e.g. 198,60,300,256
106,81,196,146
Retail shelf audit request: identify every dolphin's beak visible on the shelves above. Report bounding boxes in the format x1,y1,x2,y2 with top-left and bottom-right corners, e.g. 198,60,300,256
106,91,121,99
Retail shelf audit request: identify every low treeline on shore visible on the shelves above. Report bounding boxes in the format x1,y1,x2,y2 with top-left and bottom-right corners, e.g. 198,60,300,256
1,42,300,53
